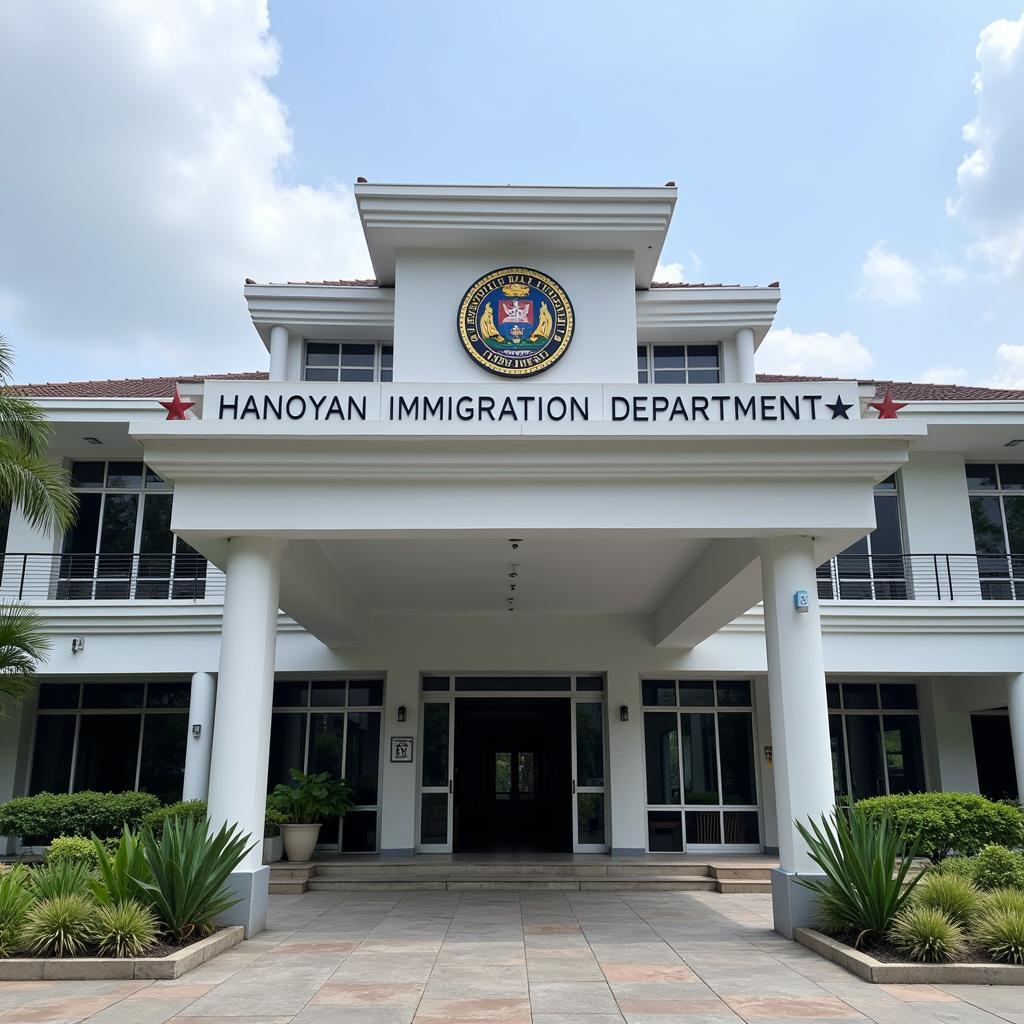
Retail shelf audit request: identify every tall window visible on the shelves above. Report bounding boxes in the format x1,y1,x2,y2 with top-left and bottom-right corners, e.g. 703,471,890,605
268,679,383,852
818,475,904,599
303,342,393,382
828,682,925,802
637,344,720,384
29,681,189,805
642,679,759,851
62,462,205,599
966,463,1024,599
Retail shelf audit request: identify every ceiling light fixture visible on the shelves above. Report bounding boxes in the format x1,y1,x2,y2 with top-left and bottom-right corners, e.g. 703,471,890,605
82,436,103,445
1005,439,1024,447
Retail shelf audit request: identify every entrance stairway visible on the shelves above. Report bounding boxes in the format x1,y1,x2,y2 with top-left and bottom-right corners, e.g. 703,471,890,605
268,858,773,895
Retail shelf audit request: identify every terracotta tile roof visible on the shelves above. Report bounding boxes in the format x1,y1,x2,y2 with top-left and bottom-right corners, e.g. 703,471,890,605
7,372,1024,402
6,372,268,399
244,278,380,287
757,375,1024,401
650,281,781,289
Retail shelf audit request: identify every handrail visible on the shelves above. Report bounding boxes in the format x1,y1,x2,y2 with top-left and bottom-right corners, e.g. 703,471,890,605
0,551,223,602
817,552,1024,602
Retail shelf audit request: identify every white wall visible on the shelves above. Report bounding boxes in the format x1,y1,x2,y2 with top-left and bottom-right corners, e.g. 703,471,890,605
900,452,975,552
392,249,638,384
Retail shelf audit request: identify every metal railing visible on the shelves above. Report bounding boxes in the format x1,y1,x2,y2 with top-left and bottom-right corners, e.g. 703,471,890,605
0,552,225,602
817,553,1024,602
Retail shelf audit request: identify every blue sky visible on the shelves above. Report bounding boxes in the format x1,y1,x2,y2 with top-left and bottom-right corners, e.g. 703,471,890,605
1,1,1023,386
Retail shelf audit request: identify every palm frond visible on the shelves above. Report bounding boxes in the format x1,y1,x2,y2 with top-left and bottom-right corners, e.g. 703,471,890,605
0,604,51,716
0,439,77,533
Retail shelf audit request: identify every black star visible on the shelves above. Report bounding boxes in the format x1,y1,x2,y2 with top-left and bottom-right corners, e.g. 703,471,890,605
826,395,853,419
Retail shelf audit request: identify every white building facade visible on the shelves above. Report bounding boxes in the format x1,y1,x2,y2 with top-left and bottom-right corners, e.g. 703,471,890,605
2,183,1023,937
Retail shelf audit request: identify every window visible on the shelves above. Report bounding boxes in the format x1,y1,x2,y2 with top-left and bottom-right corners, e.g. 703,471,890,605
641,679,759,850
966,463,1024,599
29,681,190,805
61,462,205,599
818,475,905,599
826,682,925,801
268,679,383,852
303,342,393,383
637,344,720,384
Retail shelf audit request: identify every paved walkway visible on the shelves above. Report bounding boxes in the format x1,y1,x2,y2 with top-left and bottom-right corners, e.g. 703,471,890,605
0,890,1021,1024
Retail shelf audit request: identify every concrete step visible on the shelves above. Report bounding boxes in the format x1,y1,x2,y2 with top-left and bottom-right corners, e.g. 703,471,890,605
715,879,772,894
306,875,720,893
707,865,773,880
310,862,715,879
269,879,310,895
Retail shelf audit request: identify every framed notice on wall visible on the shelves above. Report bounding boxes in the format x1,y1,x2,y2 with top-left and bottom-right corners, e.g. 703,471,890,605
391,736,413,763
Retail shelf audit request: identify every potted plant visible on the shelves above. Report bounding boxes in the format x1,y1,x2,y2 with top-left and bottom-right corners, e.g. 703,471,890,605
262,804,287,864
267,769,353,862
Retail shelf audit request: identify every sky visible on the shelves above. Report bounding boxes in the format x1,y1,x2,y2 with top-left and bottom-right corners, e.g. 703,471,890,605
1,1,1023,388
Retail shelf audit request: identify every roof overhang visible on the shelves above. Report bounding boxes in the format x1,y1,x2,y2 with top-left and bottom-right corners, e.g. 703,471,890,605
354,182,677,287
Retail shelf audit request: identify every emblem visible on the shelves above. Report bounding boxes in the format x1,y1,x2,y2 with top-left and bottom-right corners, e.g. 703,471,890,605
457,267,575,377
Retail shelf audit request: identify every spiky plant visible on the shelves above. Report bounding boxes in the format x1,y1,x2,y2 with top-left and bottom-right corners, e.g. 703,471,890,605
29,860,93,900
0,865,35,957
974,908,1024,965
93,900,157,958
889,906,965,963
980,888,1024,918
911,873,982,928
20,894,96,958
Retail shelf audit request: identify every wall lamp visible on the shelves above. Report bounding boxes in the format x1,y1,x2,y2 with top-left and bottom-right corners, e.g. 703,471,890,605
397,705,407,723
764,745,773,765
619,705,629,723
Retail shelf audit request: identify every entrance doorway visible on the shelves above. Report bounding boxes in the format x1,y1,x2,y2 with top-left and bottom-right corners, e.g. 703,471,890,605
453,699,571,852
972,713,1019,801
417,675,607,854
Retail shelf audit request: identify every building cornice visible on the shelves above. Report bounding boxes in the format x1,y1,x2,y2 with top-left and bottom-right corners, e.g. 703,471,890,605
636,286,781,345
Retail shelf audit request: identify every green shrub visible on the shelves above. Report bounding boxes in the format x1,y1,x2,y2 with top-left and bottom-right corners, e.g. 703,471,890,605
264,806,287,837
795,808,925,945
910,873,982,927
134,818,253,940
856,792,1024,863
982,888,1024,917
970,844,1024,891
267,769,353,824
47,835,101,867
142,800,207,837
0,791,161,843
889,906,965,963
0,865,34,958
93,899,157,958
29,861,93,900
974,907,1024,964
20,894,96,957
934,855,974,879
89,829,153,907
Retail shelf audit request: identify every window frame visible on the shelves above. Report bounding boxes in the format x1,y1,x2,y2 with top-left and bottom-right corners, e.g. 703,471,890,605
29,680,190,801
636,343,721,385
302,342,394,383
965,462,1024,600
269,677,385,853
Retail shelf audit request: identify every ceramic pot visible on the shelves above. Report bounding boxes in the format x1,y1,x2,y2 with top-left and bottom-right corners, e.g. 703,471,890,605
262,834,283,864
281,823,321,862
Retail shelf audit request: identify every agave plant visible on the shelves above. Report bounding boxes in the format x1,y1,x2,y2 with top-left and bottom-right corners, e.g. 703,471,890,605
795,808,926,947
0,865,35,957
133,817,253,940
89,828,153,906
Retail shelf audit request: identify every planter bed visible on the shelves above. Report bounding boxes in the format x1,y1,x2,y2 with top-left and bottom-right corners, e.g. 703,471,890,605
795,927,1024,985
0,925,243,981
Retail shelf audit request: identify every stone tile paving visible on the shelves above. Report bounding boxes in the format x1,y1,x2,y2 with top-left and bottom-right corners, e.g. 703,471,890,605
0,890,1019,1024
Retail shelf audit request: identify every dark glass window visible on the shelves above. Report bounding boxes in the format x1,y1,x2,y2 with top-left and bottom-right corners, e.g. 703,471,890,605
966,463,998,490
718,714,756,805
74,715,142,792
829,715,848,801
348,680,384,706
679,681,715,707
273,680,308,707
641,680,677,706
648,810,683,851
880,683,918,710
422,703,450,788
69,462,105,487
29,716,76,794
644,712,680,804
37,683,79,709
575,676,604,691
106,462,144,489
310,681,346,707
146,682,190,708
345,711,381,804
577,793,605,845
841,683,878,709
883,715,926,793
845,715,885,800
420,793,448,844
267,713,307,791
575,703,604,787
682,713,719,804
637,344,721,384
422,676,450,692
717,681,751,707
82,682,144,709
341,810,377,852
303,342,393,383
138,714,187,803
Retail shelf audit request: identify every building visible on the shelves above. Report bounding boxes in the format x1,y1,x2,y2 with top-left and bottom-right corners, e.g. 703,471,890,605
1,182,1022,938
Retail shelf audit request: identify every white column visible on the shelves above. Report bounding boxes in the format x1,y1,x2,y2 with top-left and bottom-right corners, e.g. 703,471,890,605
207,536,283,937
1009,674,1024,804
378,664,420,854
735,327,756,385
182,672,216,802
760,536,835,936
606,669,647,854
268,325,289,382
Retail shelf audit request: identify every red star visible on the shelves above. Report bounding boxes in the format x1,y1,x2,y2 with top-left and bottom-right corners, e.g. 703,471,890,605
159,386,195,421
868,389,908,420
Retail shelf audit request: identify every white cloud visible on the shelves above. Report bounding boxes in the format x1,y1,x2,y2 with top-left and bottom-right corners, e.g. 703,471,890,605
0,1,372,381
921,366,970,385
948,13,1024,280
756,328,876,378
654,262,687,283
856,241,924,307
989,344,1024,388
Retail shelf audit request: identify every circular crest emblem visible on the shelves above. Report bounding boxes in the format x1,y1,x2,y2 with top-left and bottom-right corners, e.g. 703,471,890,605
457,267,575,377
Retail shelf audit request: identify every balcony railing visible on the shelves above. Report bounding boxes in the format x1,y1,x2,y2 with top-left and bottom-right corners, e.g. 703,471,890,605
0,552,224,602
817,553,1024,602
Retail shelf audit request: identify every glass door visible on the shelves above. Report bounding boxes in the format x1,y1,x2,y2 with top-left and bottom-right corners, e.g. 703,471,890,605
418,699,453,851
571,698,607,852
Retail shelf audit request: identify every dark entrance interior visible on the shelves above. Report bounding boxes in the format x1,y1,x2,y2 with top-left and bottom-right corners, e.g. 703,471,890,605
972,714,1019,801
453,698,572,852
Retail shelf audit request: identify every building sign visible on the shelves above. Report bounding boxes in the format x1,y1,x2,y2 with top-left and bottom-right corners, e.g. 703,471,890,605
205,382,864,434
391,737,414,763
456,267,575,378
